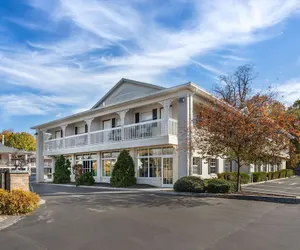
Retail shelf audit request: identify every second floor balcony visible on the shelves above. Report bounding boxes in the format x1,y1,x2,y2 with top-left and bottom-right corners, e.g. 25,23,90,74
44,118,178,154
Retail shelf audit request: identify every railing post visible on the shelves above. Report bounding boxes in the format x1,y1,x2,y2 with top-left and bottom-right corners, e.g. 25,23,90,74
117,109,129,141
84,118,94,146
159,99,173,135
60,124,68,149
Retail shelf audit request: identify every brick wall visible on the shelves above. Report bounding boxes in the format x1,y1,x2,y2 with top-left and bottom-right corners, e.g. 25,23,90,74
5,172,29,191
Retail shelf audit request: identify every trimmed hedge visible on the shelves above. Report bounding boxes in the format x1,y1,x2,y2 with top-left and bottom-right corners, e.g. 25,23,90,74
0,189,40,215
252,169,294,182
205,179,235,193
252,172,267,182
173,176,206,193
217,172,250,184
286,169,294,177
75,172,95,186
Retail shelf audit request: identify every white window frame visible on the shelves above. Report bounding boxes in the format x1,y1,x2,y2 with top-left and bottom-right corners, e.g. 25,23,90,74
141,111,152,122
136,147,173,178
75,153,97,176
208,158,217,174
77,125,85,134
192,157,202,175
101,151,119,177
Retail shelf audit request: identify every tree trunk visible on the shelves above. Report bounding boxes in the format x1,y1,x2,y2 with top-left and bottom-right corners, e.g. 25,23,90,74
236,163,241,192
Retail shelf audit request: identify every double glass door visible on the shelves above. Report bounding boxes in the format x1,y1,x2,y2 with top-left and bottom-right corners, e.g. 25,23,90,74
162,157,173,187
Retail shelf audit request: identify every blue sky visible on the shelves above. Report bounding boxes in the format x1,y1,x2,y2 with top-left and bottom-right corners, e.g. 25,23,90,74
0,0,300,134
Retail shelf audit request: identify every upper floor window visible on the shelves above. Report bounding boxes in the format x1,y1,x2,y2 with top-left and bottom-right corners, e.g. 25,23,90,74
192,157,202,175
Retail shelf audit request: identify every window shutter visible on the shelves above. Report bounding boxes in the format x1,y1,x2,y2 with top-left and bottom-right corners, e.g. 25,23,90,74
216,159,219,173
208,159,211,174
152,109,157,120
135,113,139,123
61,130,63,138
112,118,116,128
85,124,88,133
75,127,78,135
199,158,202,175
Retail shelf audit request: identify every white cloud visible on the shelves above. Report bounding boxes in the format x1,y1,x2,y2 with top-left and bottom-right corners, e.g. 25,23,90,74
221,55,248,61
276,78,300,105
0,0,299,118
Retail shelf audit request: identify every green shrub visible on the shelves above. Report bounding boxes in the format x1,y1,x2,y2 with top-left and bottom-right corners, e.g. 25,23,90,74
266,172,273,180
272,171,280,179
174,176,206,193
0,189,40,215
252,172,267,182
110,150,136,187
286,169,294,177
218,172,250,184
279,169,286,178
53,155,71,184
76,172,95,186
205,179,235,193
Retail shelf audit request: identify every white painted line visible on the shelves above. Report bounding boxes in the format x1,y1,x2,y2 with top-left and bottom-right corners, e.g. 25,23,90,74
290,183,297,185
245,185,299,191
244,187,300,197
88,208,106,213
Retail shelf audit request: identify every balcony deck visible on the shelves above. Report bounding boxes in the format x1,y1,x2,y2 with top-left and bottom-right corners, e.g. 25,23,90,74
44,119,178,155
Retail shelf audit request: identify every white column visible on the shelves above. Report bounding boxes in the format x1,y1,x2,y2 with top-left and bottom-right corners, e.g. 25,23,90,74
159,99,173,135
177,91,193,178
117,109,129,140
36,129,45,183
97,152,101,182
84,119,94,145
60,124,68,148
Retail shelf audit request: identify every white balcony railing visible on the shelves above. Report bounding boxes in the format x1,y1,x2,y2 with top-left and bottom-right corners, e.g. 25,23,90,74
44,138,63,152
65,133,88,148
91,127,122,145
124,119,162,141
44,119,178,152
168,118,178,135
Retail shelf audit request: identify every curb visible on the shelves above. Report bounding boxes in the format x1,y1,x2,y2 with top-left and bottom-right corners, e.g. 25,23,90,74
0,216,23,231
39,183,172,192
242,177,290,186
151,191,300,204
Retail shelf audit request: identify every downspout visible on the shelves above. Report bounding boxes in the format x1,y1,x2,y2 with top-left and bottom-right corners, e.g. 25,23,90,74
188,88,197,176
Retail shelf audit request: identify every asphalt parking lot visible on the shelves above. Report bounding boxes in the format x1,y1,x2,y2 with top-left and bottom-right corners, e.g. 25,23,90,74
1,183,300,250
243,176,300,196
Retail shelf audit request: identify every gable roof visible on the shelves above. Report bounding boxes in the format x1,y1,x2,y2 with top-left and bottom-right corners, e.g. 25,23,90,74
91,78,165,109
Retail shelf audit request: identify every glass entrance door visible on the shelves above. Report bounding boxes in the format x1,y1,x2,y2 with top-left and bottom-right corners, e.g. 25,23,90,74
162,157,173,187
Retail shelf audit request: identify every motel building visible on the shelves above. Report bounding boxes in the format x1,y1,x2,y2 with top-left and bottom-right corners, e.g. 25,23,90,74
32,79,287,187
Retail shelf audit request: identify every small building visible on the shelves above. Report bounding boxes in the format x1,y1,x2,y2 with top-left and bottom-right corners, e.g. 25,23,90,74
0,143,53,181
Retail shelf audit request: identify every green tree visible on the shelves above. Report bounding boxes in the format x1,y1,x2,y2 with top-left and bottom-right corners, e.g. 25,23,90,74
0,130,36,151
53,155,71,184
110,150,136,187
288,99,300,165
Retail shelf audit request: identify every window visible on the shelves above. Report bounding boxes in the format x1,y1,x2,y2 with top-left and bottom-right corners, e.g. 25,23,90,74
77,125,85,134
55,130,61,139
224,159,231,172
102,151,119,177
75,153,97,176
136,147,173,178
208,158,217,174
192,157,202,175
141,111,152,121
